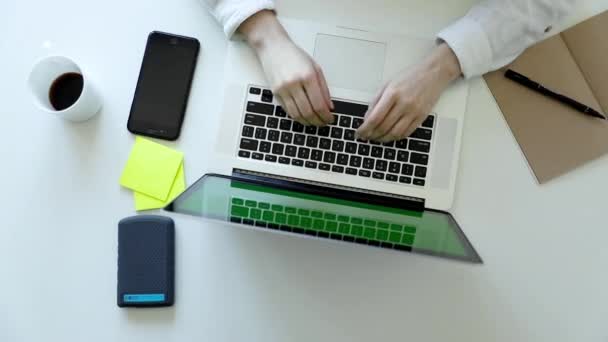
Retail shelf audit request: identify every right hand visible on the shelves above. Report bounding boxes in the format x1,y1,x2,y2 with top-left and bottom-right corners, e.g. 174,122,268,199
239,10,334,126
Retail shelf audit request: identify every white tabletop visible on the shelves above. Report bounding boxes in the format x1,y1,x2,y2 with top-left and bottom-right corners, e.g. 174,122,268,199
2,1,608,341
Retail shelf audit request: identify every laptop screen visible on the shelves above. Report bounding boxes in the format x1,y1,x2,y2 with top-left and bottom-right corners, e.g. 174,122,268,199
166,174,481,263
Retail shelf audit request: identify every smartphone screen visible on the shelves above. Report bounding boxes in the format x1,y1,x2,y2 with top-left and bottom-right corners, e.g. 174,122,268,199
128,31,200,140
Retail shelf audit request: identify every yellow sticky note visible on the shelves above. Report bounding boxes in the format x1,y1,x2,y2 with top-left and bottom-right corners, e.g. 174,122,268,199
134,162,186,211
120,136,183,201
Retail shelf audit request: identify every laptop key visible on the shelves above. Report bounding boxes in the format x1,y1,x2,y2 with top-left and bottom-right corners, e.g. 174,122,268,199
275,106,287,117
311,149,323,161
373,172,385,180
371,146,383,158
249,87,261,95
331,127,343,139
363,158,375,170
397,150,409,162
305,126,317,135
396,139,408,149
386,174,398,182
279,119,292,130
413,178,426,186
279,157,290,164
359,170,371,177
261,89,273,103
268,130,280,142
352,118,364,129
244,113,266,126
247,101,274,115
410,128,432,140
306,136,319,148
294,134,306,146
375,160,387,172
323,151,336,163
292,159,304,166
305,161,317,169
298,147,310,159
410,152,429,165
332,100,368,117
399,176,412,184
358,145,370,156
415,166,427,178
242,125,254,137
346,167,358,175
337,154,349,165
272,143,284,155
383,141,395,147
255,127,267,140
252,152,263,160
240,138,258,151
260,141,271,153
332,140,344,152
319,138,331,150
409,139,431,153
238,150,251,158
280,132,293,144
401,164,414,175
422,115,434,128
265,155,277,162
332,165,345,173
285,145,297,157
339,116,352,128
389,162,401,174
319,163,331,171
292,122,305,133
349,156,362,168
344,129,356,141
345,142,357,154
267,117,279,129
384,148,396,160
318,126,330,137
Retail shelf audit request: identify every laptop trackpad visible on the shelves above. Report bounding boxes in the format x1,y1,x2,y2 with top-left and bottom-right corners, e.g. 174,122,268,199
313,34,386,92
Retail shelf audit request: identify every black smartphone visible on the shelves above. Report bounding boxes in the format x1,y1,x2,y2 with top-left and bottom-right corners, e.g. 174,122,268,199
127,31,200,141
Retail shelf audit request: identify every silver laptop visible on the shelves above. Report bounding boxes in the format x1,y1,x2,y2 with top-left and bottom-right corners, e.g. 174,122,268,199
177,18,476,261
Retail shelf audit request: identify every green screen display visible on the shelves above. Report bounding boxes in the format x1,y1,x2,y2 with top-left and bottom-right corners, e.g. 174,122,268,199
167,174,481,263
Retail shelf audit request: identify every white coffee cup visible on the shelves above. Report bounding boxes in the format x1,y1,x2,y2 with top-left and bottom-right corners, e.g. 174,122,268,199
27,55,102,122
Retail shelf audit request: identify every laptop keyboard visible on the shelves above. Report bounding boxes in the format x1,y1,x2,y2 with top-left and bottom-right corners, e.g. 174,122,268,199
238,86,435,187
230,197,417,252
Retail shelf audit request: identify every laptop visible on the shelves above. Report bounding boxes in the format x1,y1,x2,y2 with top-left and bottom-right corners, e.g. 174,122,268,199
167,18,480,262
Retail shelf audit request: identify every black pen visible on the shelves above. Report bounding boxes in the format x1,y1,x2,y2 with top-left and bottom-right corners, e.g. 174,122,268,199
504,69,606,120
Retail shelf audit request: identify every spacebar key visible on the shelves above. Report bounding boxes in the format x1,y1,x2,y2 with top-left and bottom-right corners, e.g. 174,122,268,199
332,100,368,117
240,138,259,151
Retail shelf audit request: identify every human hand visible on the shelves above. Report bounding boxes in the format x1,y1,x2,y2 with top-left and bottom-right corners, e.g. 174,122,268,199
239,10,333,126
356,43,461,142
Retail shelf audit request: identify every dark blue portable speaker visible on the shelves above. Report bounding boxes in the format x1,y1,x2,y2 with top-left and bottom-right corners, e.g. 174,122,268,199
117,215,175,307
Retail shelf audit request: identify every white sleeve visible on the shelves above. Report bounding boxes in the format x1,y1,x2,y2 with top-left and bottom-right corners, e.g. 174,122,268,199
437,0,577,79
200,0,276,37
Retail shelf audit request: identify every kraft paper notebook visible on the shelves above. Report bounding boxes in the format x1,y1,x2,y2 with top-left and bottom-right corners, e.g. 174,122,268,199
484,10,608,184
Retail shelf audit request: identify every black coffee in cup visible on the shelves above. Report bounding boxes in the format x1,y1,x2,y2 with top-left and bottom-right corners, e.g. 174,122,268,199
49,72,84,111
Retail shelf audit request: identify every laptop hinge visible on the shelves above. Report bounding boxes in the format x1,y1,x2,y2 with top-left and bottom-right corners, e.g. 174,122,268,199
232,169,425,212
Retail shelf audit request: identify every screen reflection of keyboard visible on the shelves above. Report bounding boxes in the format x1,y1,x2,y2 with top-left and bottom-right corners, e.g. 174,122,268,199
230,197,417,251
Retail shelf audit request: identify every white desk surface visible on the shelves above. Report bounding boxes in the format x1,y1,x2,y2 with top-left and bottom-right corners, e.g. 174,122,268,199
2,0,607,341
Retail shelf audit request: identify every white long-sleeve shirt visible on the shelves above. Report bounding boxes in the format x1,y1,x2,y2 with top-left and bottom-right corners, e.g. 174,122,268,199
201,0,576,79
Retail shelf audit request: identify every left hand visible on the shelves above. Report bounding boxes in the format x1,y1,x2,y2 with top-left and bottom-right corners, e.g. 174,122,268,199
356,43,462,142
